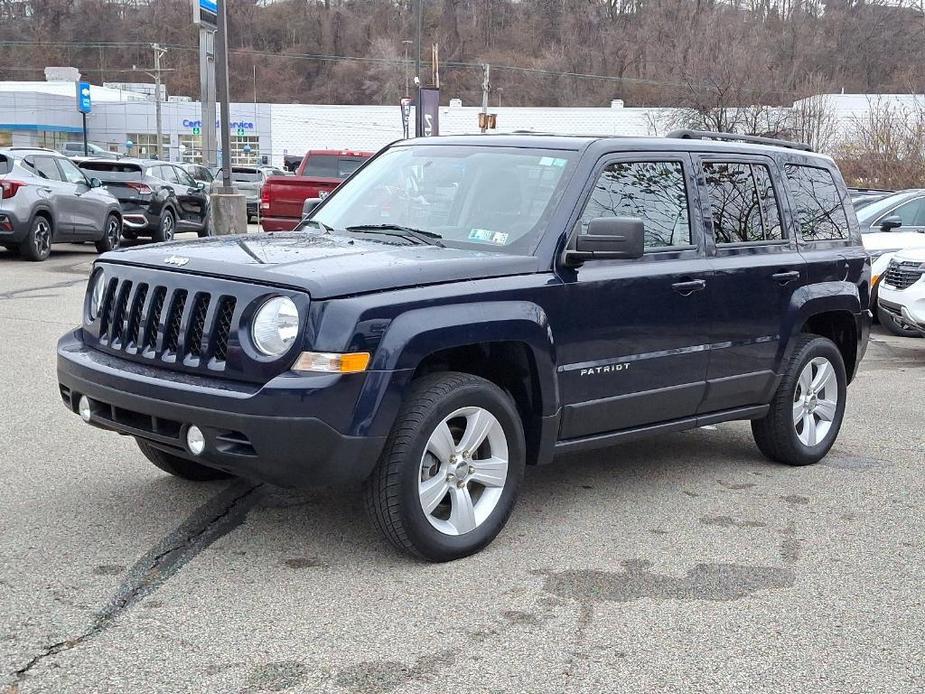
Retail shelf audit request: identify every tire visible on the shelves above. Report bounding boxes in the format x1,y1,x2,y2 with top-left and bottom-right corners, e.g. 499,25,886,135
751,335,847,466
153,208,176,243
364,372,526,562
22,214,53,261
136,439,233,481
95,214,121,253
877,303,921,338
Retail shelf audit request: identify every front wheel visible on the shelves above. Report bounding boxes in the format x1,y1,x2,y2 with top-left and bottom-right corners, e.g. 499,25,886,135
136,439,233,481
95,214,121,253
22,215,52,261
364,372,526,562
752,335,847,466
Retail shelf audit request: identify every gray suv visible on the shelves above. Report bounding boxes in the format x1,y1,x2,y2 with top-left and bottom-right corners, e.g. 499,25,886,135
0,148,122,261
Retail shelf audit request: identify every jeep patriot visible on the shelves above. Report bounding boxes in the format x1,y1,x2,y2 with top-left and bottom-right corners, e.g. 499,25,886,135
57,132,871,561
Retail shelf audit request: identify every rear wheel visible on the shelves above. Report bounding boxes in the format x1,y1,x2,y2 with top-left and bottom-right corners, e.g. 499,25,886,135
95,214,121,253
877,303,921,338
364,372,525,562
153,208,176,243
22,215,52,261
136,439,233,481
752,335,847,466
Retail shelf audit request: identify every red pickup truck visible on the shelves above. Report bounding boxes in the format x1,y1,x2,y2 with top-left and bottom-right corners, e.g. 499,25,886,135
260,149,372,231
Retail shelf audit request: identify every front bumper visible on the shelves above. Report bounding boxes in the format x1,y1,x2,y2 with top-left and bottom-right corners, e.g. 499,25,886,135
57,330,388,487
879,281,925,335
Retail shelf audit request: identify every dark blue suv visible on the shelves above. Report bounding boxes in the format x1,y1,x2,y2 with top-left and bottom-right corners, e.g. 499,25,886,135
57,132,870,561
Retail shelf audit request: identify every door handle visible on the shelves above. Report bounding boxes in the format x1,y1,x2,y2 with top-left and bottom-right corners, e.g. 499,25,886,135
671,279,707,295
771,270,800,285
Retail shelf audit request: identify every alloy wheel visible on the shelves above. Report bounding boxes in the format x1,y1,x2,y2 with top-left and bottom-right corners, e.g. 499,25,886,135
793,356,838,446
33,219,51,257
107,217,120,248
163,213,174,240
418,406,509,536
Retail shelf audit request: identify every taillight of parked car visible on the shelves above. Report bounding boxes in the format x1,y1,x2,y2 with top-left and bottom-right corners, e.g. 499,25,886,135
260,184,271,210
0,180,25,199
125,182,153,195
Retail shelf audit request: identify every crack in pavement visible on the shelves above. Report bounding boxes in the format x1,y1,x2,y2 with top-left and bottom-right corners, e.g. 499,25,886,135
7,479,263,687
0,278,87,301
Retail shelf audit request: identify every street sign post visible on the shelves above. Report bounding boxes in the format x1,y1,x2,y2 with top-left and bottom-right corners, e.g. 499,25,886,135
76,81,92,155
415,87,439,138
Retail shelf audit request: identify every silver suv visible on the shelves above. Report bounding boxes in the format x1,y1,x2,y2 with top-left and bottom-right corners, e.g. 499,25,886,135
0,147,122,261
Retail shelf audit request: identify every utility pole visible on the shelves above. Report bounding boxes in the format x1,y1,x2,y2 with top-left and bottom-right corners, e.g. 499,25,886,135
415,0,423,86
402,39,412,96
152,43,167,159
215,0,233,190
199,25,217,167
480,63,490,133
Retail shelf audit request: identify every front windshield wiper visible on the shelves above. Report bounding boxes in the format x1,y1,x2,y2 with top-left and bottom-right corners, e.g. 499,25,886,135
345,224,445,247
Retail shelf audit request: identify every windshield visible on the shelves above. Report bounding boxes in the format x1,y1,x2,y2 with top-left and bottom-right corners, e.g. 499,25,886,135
856,192,920,228
312,145,575,254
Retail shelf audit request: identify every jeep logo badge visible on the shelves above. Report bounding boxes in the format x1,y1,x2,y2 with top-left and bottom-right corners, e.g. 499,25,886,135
164,256,190,267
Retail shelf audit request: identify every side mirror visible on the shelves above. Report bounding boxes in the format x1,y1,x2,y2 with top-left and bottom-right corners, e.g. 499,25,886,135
302,197,323,218
196,181,206,191
89,177,102,188
565,217,645,266
880,215,902,231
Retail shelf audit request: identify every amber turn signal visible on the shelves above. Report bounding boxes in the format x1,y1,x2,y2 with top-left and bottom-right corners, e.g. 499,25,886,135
292,351,371,373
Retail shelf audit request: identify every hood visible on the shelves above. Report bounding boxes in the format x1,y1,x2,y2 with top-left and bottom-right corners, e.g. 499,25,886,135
102,231,541,299
893,247,925,263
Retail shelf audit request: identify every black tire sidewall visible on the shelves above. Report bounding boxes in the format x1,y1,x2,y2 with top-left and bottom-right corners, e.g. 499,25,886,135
396,380,526,561
782,337,848,462
96,214,121,253
26,216,51,261
155,209,175,242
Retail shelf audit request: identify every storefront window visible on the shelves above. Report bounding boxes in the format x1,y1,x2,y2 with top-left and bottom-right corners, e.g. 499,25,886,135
179,134,203,163
231,136,260,165
127,133,170,158
37,131,75,149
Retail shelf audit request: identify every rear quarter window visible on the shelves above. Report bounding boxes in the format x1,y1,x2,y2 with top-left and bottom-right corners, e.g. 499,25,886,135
785,164,850,241
304,156,366,178
0,155,10,175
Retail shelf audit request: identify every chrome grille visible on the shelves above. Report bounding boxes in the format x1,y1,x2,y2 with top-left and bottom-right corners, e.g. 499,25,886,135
884,260,924,291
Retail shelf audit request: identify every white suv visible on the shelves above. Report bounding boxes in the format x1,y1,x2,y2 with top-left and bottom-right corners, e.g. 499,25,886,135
878,247,925,337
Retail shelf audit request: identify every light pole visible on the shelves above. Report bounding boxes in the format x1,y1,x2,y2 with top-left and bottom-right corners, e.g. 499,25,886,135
402,39,413,97
152,43,167,159
497,86,503,108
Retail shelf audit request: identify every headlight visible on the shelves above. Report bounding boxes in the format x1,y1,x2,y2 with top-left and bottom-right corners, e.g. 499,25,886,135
251,296,300,356
88,270,106,321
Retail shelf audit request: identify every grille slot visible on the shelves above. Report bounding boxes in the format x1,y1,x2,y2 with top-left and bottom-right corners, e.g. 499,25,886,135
212,297,236,363
186,293,211,359
108,281,133,345
144,287,166,351
885,260,924,291
126,283,148,348
164,290,188,355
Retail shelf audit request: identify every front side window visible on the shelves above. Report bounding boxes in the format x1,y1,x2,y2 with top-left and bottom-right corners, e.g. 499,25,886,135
313,145,575,255
174,167,196,187
785,164,850,241
703,162,783,243
57,158,89,185
579,160,692,249
890,198,925,227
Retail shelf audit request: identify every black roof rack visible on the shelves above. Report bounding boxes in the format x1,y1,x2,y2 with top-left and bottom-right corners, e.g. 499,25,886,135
666,129,813,152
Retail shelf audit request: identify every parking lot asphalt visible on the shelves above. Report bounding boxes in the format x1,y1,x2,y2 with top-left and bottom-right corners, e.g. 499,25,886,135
1,242,924,694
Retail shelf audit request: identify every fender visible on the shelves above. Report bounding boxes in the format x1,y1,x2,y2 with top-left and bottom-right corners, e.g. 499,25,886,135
350,301,559,439
778,280,863,369
29,204,57,237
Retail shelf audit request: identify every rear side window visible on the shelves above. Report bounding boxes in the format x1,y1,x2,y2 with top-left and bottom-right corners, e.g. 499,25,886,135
304,156,366,178
29,156,64,181
703,162,783,243
785,164,850,241
579,160,692,249
0,156,10,175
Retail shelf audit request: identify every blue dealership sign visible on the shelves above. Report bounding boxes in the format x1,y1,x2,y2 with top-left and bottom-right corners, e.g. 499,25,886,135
196,0,218,26
76,82,92,114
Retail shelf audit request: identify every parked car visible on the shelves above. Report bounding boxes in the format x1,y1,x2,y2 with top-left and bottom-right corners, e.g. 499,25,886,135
0,147,122,261
212,166,265,222
856,189,925,331
878,247,925,337
179,163,215,187
58,142,121,160
848,187,894,210
57,132,869,561
258,166,289,178
77,158,211,242
260,150,372,231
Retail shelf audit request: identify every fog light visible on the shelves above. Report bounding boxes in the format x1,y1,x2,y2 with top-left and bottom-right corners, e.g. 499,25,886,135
78,395,91,423
186,426,206,456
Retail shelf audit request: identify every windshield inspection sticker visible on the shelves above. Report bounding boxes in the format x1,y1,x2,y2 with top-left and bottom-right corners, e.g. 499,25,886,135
469,228,509,245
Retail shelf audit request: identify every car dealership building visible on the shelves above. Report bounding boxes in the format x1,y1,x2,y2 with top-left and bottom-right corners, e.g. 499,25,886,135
2,77,922,168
